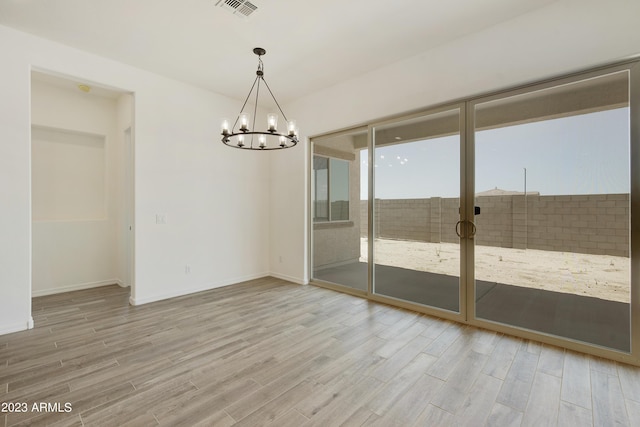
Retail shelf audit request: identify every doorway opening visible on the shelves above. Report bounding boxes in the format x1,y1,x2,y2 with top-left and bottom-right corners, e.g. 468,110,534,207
30,71,135,312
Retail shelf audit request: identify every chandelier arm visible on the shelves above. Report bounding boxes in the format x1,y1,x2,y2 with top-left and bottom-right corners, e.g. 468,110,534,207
222,133,297,150
250,77,261,148
261,78,289,123
234,75,261,132
222,131,297,150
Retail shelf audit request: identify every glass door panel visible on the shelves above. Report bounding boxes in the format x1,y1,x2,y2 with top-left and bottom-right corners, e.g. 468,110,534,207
373,109,461,312
473,71,631,352
312,129,368,292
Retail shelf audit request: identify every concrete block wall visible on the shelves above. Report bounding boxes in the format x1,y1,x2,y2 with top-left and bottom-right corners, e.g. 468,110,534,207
359,193,630,257
526,194,629,257
376,199,431,241
441,198,460,244
360,201,368,237
475,196,514,248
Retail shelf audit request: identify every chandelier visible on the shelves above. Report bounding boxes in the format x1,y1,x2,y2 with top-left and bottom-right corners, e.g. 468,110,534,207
221,48,298,150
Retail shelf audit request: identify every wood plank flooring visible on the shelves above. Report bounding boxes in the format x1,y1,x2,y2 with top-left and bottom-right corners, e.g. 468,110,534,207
1,277,639,426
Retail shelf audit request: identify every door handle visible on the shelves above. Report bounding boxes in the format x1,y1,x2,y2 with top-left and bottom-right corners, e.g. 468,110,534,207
468,220,477,239
456,220,476,239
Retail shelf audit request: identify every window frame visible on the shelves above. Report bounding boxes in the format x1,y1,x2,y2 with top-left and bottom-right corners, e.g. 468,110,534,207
312,154,350,223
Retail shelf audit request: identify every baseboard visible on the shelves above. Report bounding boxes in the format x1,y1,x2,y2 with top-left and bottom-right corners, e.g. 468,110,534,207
269,272,307,285
32,279,120,297
115,279,130,288
128,272,270,306
0,317,33,335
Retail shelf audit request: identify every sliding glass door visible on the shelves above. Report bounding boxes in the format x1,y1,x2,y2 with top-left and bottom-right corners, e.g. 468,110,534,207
472,70,631,352
372,108,463,313
310,61,639,361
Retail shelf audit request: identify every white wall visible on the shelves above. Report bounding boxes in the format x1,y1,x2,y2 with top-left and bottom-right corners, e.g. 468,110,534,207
116,95,134,292
269,0,640,284
0,25,270,334
30,79,120,296
0,28,33,334
268,144,308,284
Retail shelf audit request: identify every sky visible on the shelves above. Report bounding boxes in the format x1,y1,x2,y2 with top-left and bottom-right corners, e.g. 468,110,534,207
361,108,630,199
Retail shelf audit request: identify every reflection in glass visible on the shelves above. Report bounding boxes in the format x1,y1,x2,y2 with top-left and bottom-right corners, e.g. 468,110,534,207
312,131,367,291
313,156,328,222
330,159,349,221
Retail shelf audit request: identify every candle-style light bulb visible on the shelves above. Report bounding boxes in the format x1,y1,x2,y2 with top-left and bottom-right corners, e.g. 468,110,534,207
237,134,245,147
279,136,286,147
239,112,249,131
267,113,278,132
288,120,296,136
259,135,266,149
221,119,230,135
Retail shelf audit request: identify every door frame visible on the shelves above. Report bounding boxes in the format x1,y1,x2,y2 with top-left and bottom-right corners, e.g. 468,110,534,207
29,70,136,311
465,61,640,364
365,103,468,324
124,126,135,295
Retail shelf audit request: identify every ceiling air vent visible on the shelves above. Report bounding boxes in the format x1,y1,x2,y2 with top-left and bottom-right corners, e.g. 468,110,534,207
216,0,258,18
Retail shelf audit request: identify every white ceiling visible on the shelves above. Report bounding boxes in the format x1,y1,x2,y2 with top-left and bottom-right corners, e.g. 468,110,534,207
0,0,557,104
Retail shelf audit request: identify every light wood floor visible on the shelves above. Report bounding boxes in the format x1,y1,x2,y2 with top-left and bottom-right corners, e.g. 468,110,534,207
1,277,640,426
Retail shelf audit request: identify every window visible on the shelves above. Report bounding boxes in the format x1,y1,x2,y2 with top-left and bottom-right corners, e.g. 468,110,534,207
313,155,349,222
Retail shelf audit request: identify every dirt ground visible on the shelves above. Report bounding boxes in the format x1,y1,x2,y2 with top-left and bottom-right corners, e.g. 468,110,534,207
361,238,630,303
